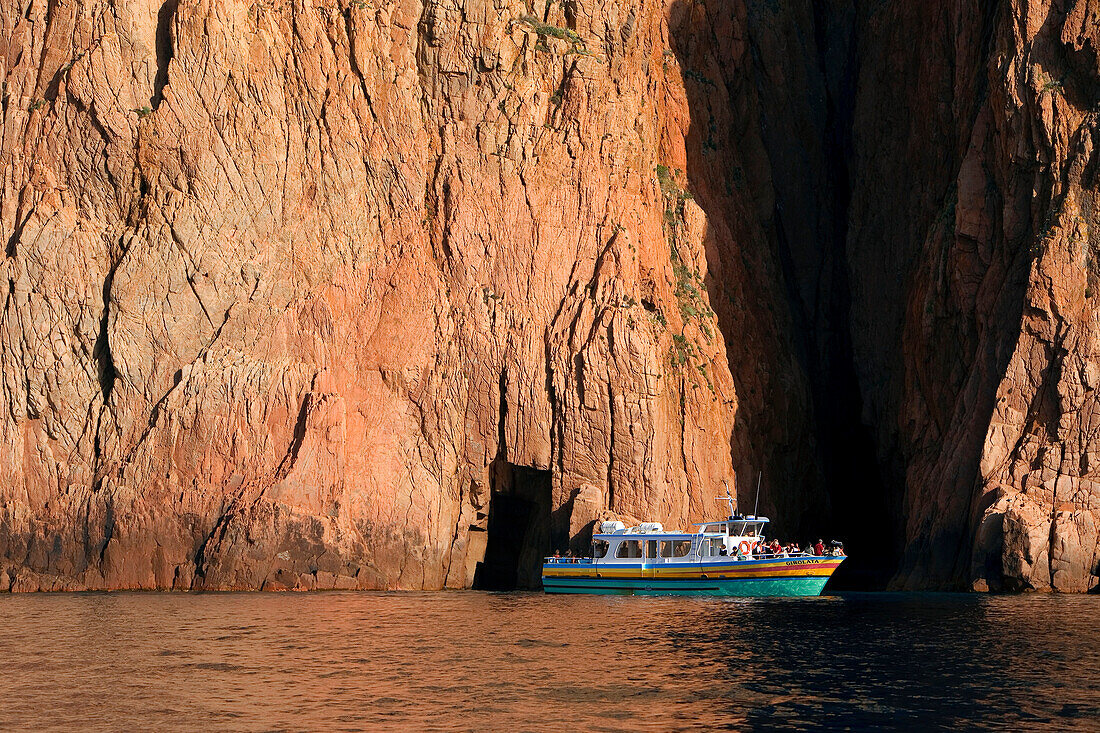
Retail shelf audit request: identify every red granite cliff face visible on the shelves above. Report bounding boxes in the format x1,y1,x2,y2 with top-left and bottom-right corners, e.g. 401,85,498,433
0,0,1098,591
0,0,760,590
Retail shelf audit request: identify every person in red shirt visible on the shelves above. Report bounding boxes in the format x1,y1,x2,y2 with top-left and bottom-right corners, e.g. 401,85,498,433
813,539,824,556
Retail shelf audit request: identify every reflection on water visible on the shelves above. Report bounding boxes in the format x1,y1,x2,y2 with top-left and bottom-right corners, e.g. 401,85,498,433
0,592,1096,731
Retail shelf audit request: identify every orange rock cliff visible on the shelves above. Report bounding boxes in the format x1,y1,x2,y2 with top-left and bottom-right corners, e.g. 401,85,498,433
0,0,1097,592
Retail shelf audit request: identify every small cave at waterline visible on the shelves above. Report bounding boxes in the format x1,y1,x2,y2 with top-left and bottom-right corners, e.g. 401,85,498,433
471,460,553,591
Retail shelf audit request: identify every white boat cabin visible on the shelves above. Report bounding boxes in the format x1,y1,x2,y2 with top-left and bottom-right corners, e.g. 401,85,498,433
584,516,772,564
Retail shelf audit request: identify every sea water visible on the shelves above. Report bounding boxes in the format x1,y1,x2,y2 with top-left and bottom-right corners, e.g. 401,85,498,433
0,591,1096,731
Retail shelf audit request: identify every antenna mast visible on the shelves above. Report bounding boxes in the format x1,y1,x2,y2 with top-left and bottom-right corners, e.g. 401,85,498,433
752,471,762,518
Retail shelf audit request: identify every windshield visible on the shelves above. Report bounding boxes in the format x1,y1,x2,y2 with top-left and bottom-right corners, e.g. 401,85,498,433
731,521,763,536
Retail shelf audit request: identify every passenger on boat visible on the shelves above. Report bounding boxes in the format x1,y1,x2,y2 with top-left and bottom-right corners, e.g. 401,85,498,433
813,539,824,556
553,550,562,559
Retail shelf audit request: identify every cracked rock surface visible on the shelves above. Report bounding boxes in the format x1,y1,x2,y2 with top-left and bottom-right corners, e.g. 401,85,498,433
0,0,743,590
0,0,1098,591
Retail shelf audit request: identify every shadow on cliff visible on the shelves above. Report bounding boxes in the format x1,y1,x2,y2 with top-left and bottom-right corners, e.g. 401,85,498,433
667,0,898,589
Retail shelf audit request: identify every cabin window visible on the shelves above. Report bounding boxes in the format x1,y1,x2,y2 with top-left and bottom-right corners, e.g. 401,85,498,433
660,540,692,558
592,540,609,558
615,540,642,559
703,538,725,557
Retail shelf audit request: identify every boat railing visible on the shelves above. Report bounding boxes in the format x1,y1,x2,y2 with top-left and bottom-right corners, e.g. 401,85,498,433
745,551,845,559
543,551,844,564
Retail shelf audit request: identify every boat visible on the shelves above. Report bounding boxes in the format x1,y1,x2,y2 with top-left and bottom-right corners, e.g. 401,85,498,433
542,491,845,596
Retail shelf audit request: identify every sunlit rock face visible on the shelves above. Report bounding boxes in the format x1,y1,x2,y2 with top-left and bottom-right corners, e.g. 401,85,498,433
0,0,1097,591
0,0,744,591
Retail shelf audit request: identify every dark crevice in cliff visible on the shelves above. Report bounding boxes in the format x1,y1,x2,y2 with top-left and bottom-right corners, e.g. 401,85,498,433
606,382,616,509
281,395,311,476
670,2,903,588
97,501,115,565
730,3,898,588
91,242,124,492
151,0,178,109
193,510,233,584
94,274,117,406
5,207,32,258
799,3,899,589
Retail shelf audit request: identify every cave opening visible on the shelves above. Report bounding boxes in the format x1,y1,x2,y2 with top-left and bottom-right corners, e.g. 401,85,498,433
471,460,552,591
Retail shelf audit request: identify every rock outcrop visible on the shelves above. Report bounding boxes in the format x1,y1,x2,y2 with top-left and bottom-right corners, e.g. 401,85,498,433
0,0,1098,591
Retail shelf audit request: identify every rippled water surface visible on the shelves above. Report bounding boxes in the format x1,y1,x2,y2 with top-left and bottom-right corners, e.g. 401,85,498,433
0,591,1097,731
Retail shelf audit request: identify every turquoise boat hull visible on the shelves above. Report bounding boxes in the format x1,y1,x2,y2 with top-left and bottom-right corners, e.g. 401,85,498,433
542,574,832,597
542,555,846,597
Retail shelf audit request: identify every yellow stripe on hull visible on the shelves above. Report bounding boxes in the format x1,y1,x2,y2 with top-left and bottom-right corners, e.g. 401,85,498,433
543,558,845,581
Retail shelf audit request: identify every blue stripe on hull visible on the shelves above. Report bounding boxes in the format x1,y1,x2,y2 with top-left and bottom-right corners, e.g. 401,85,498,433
542,575,831,597
542,558,806,571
